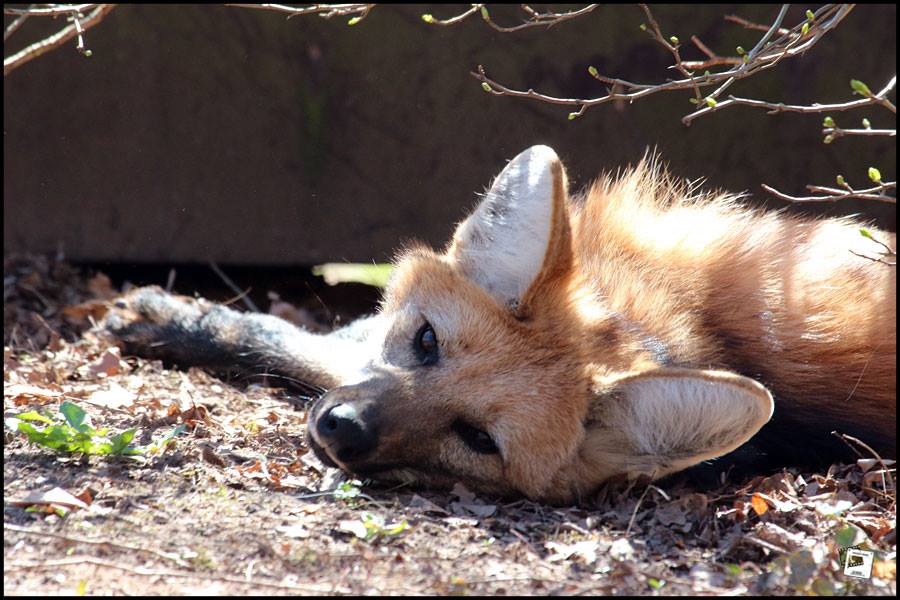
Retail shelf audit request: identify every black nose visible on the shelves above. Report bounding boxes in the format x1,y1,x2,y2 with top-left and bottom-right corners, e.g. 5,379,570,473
315,403,377,463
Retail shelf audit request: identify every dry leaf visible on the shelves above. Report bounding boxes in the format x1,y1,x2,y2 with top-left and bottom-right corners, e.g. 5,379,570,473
10,486,90,511
545,539,599,564
85,382,136,409
751,492,769,516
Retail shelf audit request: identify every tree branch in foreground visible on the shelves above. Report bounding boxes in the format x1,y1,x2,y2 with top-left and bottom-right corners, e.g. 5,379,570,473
4,4,115,76
420,4,598,33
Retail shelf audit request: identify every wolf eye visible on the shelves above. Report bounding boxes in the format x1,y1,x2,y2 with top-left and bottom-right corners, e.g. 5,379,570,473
452,419,499,455
414,322,439,366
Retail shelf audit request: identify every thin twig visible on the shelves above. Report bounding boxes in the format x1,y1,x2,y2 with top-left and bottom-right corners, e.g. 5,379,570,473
724,13,791,35
423,4,599,32
472,5,856,123
686,75,898,123
4,8,31,42
832,432,895,491
761,181,896,204
3,523,190,567
225,3,374,21
4,4,114,76
683,35,742,70
824,127,896,139
638,4,701,102
2,555,351,593
208,261,260,312
4,4,97,16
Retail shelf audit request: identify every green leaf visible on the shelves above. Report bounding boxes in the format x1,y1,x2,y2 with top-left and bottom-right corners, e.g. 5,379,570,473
421,14,434,24
383,520,409,536
669,35,679,45
110,429,137,454
481,82,492,93
835,525,864,548
60,401,89,432
705,97,717,108
567,112,579,121
850,79,873,97
862,117,871,129
312,263,394,288
587,65,598,77
347,16,361,26
868,166,882,183
12,411,55,425
801,22,809,35
639,23,646,31
736,46,745,55
859,228,874,240
823,134,833,144
647,578,665,590
805,9,815,20
480,6,489,20
836,174,846,187
83,49,92,58
822,116,835,128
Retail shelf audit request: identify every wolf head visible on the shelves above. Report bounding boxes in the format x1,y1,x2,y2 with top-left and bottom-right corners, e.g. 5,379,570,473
306,146,773,502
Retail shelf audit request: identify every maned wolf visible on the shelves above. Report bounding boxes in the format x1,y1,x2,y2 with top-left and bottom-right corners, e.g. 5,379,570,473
105,146,896,503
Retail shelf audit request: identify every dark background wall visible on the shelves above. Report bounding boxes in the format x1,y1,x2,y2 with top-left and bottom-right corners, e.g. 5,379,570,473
4,4,896,266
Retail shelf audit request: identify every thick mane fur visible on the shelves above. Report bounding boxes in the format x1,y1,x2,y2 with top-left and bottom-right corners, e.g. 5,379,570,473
570,155,896,463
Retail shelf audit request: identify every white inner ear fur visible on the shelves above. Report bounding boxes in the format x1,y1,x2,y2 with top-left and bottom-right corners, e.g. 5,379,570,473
451,145,560,308
610,369,774,476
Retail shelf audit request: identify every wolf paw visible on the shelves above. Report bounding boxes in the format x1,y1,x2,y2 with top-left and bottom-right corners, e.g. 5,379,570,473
102,286,207,357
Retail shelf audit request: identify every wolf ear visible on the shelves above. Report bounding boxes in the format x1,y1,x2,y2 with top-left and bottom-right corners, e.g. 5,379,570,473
586,369,774,478
448,145,572,312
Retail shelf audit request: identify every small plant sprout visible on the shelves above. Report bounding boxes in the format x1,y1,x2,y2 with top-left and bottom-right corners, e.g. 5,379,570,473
862,117,871,129
481,82,492,93
823,134,834,144
867,167,882,184
859,228,875,240
421,14,434,24
588,65,598,77
836,174,847,187
669,35,679,45
801,21,810,35
705,97,717,108
805,9,815,20
480,6,489,20
347,16,362,26
823,116,835,128
850,79,873,97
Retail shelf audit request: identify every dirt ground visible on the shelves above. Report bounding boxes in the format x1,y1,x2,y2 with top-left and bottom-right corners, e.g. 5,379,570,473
4,254,896,595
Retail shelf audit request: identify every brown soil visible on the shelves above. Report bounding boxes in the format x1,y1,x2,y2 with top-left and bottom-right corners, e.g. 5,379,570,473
4,254,896,595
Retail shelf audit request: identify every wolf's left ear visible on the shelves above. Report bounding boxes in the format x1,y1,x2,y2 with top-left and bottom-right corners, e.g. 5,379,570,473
448,145,573,313
585,369,775,480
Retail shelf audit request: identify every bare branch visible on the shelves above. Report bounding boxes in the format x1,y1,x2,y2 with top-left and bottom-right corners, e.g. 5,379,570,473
4,4,97,16
225,4,374,20
4,8,31,42
3,4,114,77
825,126,896,140
684,75,898,124
422,4,599,32
638,4,701,102
724,13,791,35
683,35,742,70
761,181,896,204
470,5,859,124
